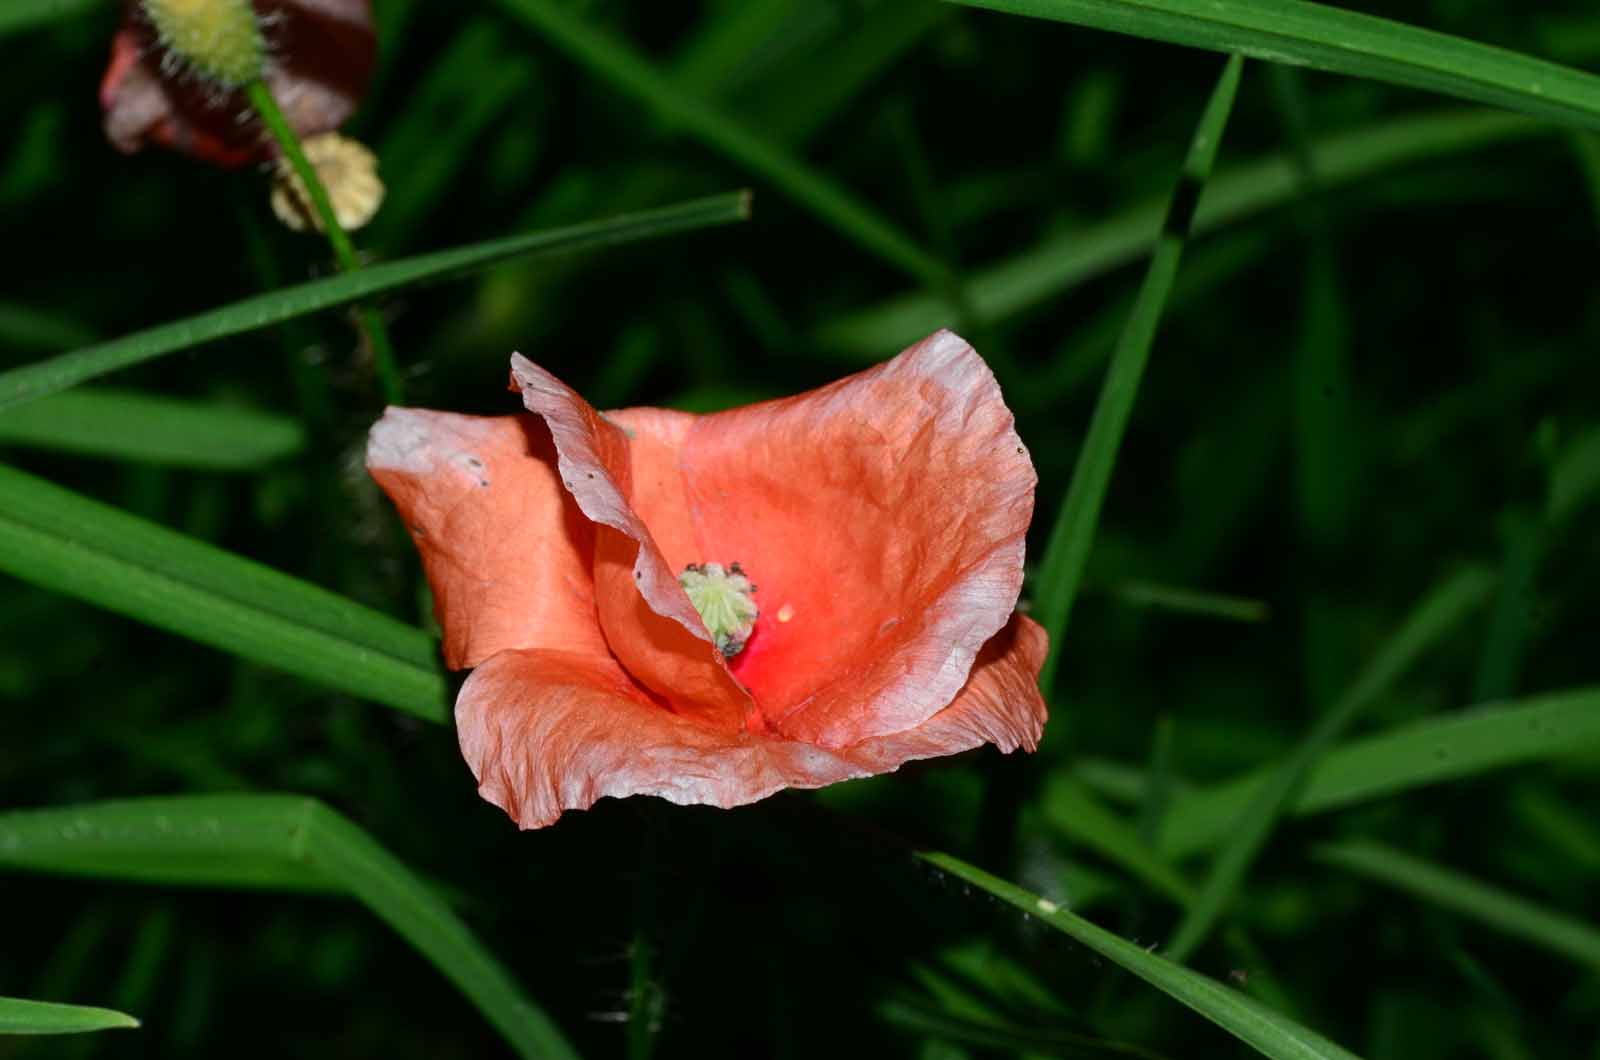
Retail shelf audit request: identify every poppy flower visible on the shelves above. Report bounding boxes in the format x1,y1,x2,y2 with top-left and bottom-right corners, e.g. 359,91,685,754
100,0,376,168
367,330,1049,829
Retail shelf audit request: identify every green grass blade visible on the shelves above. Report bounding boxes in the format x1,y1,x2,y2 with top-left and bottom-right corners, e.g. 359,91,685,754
0,464,448,722
818,109,1540,356
1112,580,1271,622
489,0,951,290
0,389,304,469
1549,424,1600,525
879,996,1170,1059
0,301,97,353
0,0,102,37
1042,777,1198,906
920,853,1364,1060
370,20,535,247
0,192,749,410
1154,685,1600,859
0,796,579,1059
1314,841,1600,972
742,1,955,148
944,0,1600,131
1163,567,1496,960
0,996,139,1036
669,0,800,99
1034,54,1245,693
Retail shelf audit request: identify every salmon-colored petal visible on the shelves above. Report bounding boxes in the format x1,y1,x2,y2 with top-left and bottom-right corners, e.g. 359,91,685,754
365,408,609,669
509,356,753,732
457,614,1046,829
858,613,1049,759
680,329,1037,746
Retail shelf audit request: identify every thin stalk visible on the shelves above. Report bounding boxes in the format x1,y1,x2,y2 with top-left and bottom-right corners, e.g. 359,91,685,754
245,80,403,403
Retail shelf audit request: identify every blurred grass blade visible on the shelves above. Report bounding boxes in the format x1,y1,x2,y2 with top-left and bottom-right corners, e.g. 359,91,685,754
0,464,448,722
0,0,101,37
741,1,955,148
920,853,1364,1060
1035,55,1245,692
1113,580,1271,622
1315,841,1600,972
945,0,1600,131
1163,566,1496,961
489,0,952,289
819,109,1539,356
1042,777,1198,906
0,389,304,469
0,300,97,353
0,996,139,1035
879,996,1169,1059
1549,424,1600,525
0,796,579,1059
0,192,749,409
1153,685,1600,859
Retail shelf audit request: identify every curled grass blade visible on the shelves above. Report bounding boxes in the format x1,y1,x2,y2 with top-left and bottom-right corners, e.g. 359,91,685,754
0,464,448,722
0,192,750,410
0,389,304,469
1150,685,1600,859
0,996,139,1036
1035,54,1245,692
1314,841,1600,973
944,0,1600,131
1163,566,1496,960
920,853,1364,1060
489,0,952,290
0,796,579,1059
819,109,1541,356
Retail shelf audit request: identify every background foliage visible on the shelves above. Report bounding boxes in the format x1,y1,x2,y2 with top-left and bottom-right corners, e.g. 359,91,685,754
3,0,1599,1057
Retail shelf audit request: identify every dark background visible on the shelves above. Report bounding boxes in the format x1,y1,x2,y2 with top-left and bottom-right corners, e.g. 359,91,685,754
3,0,1598,1056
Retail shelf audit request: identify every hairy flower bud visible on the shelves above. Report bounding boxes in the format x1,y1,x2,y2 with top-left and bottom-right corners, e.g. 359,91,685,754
140,0,265,88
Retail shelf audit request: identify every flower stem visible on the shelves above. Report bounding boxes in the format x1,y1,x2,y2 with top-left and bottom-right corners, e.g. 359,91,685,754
244,79,403,403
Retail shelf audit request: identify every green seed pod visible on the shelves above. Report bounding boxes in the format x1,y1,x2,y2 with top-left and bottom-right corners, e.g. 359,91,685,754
141,0,265,88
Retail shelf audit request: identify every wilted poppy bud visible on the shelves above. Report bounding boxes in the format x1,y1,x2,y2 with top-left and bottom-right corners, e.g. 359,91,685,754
100,0,376,168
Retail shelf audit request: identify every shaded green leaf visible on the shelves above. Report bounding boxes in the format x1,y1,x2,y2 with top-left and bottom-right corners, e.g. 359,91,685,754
1035,54,1246,691
0,389,304,469
946,0,1600,130
0,796,579,1059
0,0,102,38
1163,567,1496,960
819,110,1541,356
0,464,448,721
920,853,1363,1060
1148,685,1600,858
0,996,139,1036
0,192,750,409
1315,841,1600,972
489,0,951,288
